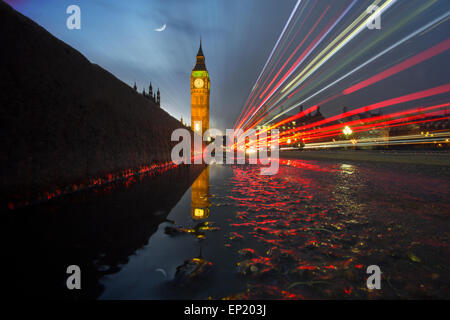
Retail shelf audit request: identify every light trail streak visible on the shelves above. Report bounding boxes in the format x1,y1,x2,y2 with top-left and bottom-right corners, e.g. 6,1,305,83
248,0,317,105
240,0,380,129
242,0,360,130
280,0,395,100
281,0,386,92
272,0,439,118
243,100,450,151
293,110,449,143
286,102,450,140
260,10,450,127
239,0,369,130
242,114,450,152
343,38,450,95
259,3,332,100
256,105,318,138
234,0,303,129
274,84,450,138
234,0,449,154
239,6,332,130
253,0,302,87
302,128,450,149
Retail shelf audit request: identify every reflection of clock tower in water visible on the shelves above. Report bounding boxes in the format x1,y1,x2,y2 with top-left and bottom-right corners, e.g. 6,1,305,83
191,40,210,135
191,166,210,220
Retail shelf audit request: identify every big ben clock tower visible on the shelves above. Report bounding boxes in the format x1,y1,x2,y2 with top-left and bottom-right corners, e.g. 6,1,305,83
191,40,210,137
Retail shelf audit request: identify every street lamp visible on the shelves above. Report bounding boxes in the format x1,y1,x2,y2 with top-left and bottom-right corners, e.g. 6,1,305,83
343,126,352,136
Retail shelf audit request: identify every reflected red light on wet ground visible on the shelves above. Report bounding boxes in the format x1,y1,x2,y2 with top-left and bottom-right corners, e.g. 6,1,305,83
8,161,179,210
219,160,450,299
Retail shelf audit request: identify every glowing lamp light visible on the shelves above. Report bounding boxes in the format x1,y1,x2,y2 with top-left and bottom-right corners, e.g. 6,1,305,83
287,138,291,144
194,208,205,217
195,123,201,132
343,126,353,135
192,207,210,220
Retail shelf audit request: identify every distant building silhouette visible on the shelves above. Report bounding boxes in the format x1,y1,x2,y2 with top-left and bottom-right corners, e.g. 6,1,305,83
132,81,161,107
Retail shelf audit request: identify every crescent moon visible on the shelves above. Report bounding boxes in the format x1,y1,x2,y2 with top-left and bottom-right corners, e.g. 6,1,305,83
155,24,166,32
155,268,167,277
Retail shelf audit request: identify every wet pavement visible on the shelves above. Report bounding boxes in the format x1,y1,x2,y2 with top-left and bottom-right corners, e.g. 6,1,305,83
5,159,450,299
99,159,450,299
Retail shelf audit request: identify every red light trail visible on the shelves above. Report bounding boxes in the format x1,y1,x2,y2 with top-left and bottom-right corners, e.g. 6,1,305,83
343,38,450,95
233,1,449,151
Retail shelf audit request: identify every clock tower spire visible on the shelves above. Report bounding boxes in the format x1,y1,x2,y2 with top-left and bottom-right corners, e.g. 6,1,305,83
191,39,210,137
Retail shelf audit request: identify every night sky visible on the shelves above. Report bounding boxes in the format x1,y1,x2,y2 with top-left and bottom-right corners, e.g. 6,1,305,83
5,0,294,130
5,0,450,130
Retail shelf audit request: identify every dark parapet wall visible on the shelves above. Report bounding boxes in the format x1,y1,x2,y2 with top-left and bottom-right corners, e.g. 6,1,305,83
0,1,184,204
3,164,206,299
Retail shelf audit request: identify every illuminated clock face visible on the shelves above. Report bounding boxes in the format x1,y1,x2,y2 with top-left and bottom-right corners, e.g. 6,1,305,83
194,78,204,88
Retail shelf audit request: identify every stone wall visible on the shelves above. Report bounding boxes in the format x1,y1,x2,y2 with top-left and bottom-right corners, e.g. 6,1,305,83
0,1,185,204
